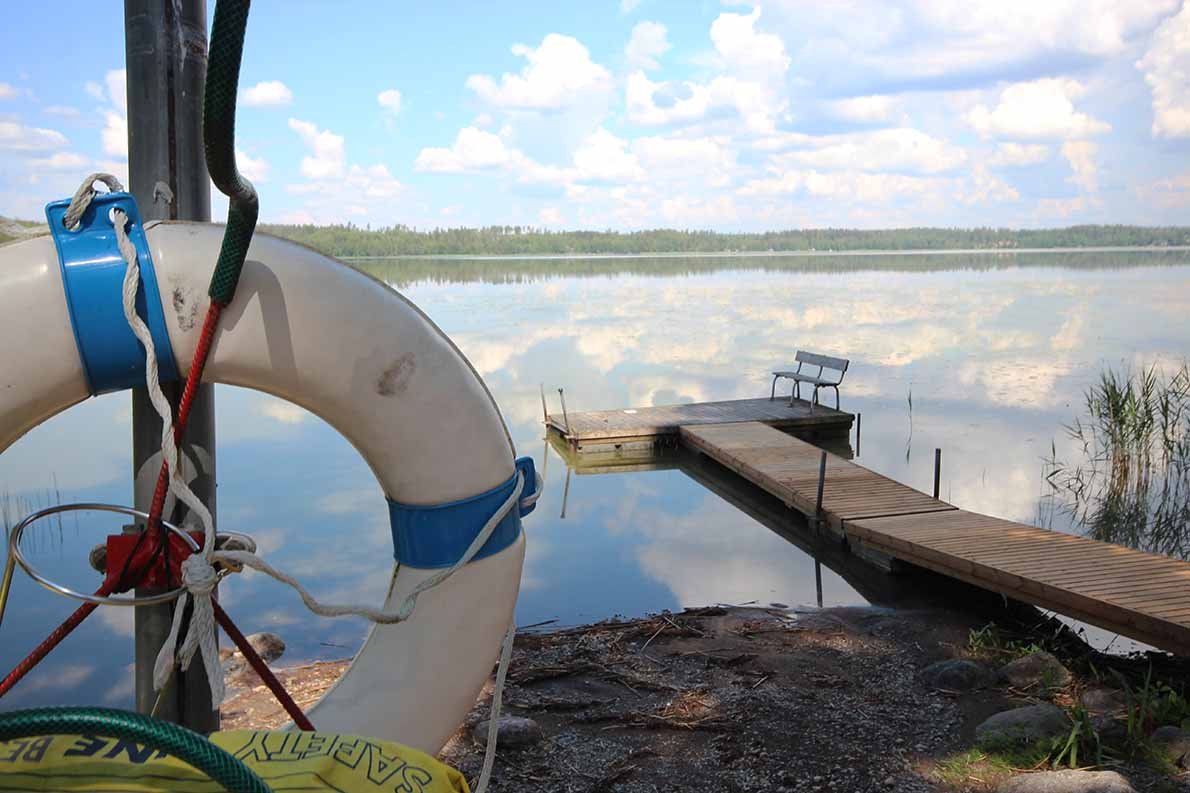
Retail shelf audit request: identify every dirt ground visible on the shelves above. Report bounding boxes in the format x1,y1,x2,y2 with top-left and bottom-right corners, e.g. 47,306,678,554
221,604,1189,793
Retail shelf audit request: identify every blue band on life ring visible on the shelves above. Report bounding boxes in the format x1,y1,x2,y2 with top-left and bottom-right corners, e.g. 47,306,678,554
45,192,180,395
388,457,538,569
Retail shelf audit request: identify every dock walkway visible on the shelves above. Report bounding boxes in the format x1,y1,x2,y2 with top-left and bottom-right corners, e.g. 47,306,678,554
680,421,1190,655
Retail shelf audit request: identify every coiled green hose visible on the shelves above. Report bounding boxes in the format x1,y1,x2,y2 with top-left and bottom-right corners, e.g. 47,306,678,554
0,707,270,793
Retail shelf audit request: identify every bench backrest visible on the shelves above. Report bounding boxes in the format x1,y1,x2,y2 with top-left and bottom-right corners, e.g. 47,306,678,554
796,350,849,374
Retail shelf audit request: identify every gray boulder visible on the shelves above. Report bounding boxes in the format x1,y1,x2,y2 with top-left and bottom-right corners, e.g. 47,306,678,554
222,632,286,675
999,652,1071,690
1151,725,1190,766
1079,688,1127,743
472,716,544,748
976,704,1071,748
996,770,1135,793
921,659,993,691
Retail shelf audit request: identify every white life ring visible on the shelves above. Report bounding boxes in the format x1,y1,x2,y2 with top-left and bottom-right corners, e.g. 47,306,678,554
0,214,535,754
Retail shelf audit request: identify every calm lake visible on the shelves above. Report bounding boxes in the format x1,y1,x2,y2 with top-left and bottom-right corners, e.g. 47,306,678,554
2,249,1189,710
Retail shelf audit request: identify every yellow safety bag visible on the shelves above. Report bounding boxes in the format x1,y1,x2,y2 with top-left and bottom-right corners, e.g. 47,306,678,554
0,729,469,792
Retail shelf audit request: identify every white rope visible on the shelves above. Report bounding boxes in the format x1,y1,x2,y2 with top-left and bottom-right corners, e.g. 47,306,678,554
474,622,515,793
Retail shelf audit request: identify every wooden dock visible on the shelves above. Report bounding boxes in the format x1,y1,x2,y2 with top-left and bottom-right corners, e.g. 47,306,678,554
547,397,853,447
680,421,1190,656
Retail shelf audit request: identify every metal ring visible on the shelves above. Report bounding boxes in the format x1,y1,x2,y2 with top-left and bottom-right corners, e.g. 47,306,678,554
8,503,204,607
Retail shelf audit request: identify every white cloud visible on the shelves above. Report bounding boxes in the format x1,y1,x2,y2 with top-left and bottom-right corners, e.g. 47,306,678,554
774,128,967,174
539,206,564,226
958,164,1020,204
738,169,941,202
45,105,80,117
633,135,736,186
626,21,670,70
258,398,307,424
288,118,345,179
466,33,612,110
966,78,1111,140
101,112,127,157
710,8,790,80
775,1,1179,86
235,148,269,183
1136,4,1190,138
415,126,516,172
105,69,126,113
1061,140,1099,193
1136,169,1190,210
989,142,1051,166
84,81,105,102
828,95,900,123
29,151,88,170
241,80,293,107
620,0,642,12
0,82,16,100
626,71,712,126
377,88,402,116
573,127,643,182
0,121,68,151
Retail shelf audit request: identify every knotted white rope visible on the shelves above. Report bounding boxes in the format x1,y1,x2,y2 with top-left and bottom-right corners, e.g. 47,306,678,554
70,175,524,787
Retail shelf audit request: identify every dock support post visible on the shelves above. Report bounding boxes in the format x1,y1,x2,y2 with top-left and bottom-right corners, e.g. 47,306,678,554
540,383,548,424
558,388,571,438
814,560,823,608
815,450,827,533
933,448,942,499
855,412,861,457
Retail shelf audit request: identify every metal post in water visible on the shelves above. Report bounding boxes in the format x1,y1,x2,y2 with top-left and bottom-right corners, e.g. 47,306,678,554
560,467,572,519
125,0,217,732
815,450,827,533
814,560,823,608
558,388,571,437
540,383,548,424
933,448,942,500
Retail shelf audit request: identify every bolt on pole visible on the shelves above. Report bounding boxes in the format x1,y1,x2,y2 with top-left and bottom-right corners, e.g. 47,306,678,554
125,0,218,732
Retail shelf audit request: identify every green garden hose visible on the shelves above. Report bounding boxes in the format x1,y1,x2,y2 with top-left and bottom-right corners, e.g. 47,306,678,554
0,707,271,793
204,0,259,305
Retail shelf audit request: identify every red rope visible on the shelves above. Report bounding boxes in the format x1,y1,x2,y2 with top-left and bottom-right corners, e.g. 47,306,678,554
212,601,315,731
3,297,313,730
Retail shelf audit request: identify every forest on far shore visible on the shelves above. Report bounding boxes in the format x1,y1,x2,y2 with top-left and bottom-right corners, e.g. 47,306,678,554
261,223,1190,258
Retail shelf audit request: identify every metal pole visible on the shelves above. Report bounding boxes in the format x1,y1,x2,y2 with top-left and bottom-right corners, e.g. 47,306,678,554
125,0,217,732
814,560,823,608
855,412,861,457
933,448,941,500
540,383,548,424
558,388,571,437
814,450,827,533
560,467,572,519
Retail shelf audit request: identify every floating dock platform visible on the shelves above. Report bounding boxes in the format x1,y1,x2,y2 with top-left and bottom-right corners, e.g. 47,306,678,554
547,397,853,448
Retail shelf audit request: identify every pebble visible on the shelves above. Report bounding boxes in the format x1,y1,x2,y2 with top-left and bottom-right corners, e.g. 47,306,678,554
471,715,544,748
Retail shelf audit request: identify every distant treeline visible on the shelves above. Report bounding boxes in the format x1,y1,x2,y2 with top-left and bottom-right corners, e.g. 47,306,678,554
261,223,1190,258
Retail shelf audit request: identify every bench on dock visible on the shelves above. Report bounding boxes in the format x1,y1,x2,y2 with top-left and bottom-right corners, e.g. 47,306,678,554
771,351,849,409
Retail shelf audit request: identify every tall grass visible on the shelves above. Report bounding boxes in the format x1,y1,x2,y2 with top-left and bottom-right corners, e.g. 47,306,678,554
1045,363,1190,559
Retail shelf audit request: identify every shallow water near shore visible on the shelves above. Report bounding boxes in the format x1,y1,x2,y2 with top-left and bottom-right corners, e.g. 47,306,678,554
2,248,1189,710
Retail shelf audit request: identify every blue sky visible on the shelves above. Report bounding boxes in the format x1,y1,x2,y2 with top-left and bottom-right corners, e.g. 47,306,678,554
2,1,1189,230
